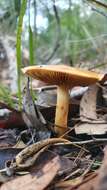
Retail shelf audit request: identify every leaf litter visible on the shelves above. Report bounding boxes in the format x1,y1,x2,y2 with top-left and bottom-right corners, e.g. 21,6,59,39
75,84,107,135
1,79,107,189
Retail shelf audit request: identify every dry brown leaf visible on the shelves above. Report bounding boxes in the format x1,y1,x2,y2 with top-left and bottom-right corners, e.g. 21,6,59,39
80,84,98,121
74,173,98,190
0,156,60,190
75,84,107,135
22,78,49,142
94,146,107,190
75,122,107,135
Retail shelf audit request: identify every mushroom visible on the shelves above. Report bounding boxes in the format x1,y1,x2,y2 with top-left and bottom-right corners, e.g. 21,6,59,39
22,65,105,136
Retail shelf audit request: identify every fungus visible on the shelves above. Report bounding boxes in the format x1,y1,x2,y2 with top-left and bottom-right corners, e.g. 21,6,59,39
22,65,105,136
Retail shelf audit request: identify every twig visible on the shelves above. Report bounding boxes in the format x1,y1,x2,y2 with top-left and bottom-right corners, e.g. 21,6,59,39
86,0,107,17
91,7,107,17
82,159,95,177
89,62,107,70
87,0,107,9
15,138,69,166
65,138,107,145
62,168,81,181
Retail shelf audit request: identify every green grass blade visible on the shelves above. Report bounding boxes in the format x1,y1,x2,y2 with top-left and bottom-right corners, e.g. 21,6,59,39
29,25,34,65
16,0,27,110
0,86,14,108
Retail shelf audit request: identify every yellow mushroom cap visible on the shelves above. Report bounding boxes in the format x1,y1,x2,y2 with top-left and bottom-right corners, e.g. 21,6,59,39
22,65,104,87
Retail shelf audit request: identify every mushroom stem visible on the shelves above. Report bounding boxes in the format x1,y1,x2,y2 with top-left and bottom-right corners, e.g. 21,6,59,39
55,85,70,136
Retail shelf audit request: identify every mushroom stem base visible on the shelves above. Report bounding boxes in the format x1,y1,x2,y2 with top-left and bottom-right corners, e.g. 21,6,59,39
55,85,69,136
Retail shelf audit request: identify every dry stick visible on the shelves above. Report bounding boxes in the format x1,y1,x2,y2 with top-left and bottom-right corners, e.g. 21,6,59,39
60,126,76,138
69,172,97,190
89,62,107,70
62,169,81,181
55,172,81,188
15,138,69,166
91,7,107,17
87,0,107,9
16,145,49,169
81,159,95,177
9,138,104,170
73,148,85,165
62,150,85,181
62,138,107,145
15,138,88,167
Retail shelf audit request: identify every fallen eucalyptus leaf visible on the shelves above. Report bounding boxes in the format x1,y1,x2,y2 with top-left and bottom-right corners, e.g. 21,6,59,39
22,78,51,141
80,84,99,121
75,122,107,135
0,156,60,190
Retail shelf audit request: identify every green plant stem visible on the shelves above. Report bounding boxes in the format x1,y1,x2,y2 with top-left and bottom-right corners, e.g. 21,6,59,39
16,0,27,110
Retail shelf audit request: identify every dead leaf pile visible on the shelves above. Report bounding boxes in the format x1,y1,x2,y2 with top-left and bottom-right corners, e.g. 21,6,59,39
1,81,107,189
